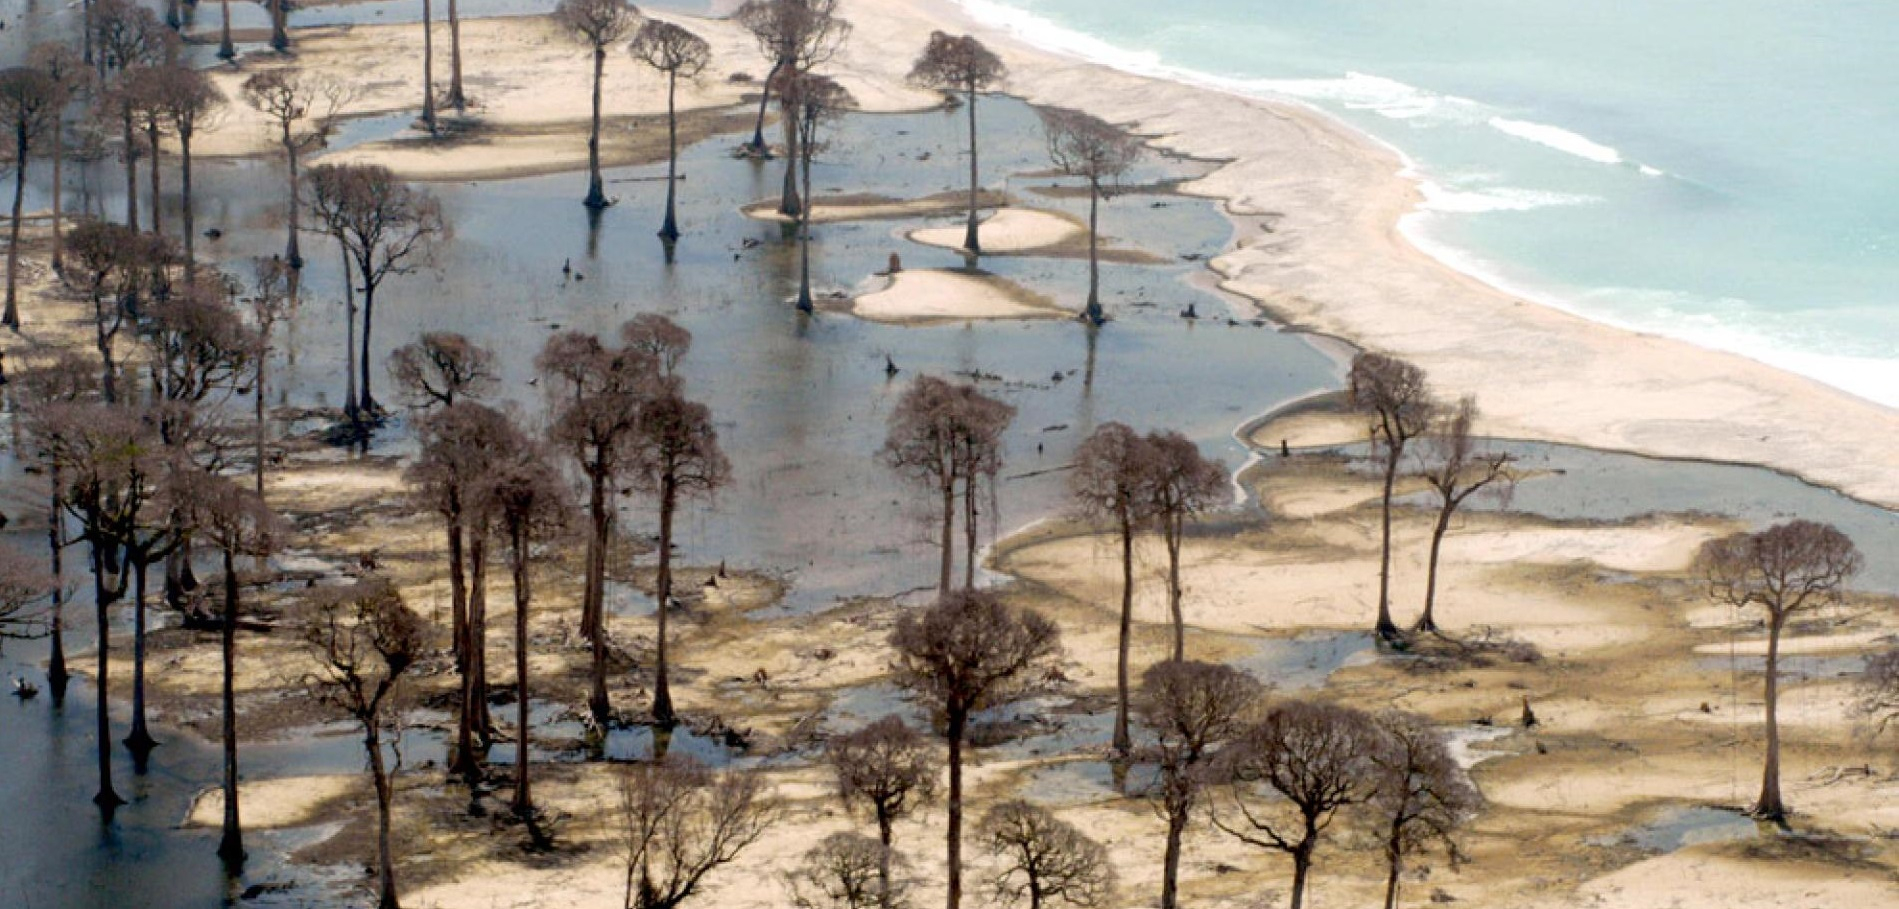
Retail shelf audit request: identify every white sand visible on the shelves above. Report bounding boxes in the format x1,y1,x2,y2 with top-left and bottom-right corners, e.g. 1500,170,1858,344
909,208,1084,253
186,775,358,830
852,268,1067,323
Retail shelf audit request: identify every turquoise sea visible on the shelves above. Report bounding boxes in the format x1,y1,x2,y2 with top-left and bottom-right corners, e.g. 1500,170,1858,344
959,0,1899,406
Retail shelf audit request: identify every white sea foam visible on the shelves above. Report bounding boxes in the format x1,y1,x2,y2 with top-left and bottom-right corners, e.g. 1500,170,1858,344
1487,117,1624,164
1418,181,1598,213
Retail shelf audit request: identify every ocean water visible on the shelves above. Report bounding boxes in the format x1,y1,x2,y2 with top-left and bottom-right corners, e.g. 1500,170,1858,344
957,0,1899,407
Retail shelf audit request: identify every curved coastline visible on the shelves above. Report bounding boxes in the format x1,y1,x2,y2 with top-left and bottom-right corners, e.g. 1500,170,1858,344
837,0,1899,510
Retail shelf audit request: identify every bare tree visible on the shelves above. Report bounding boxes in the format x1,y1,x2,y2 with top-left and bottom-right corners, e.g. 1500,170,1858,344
628,20,711,242
390,331,498,411
976,801,1113,909
243,69,350,270
1142,431,1225,661
1695,520,1863,822
883,376,1015,595
1138,660,1260,909
265,0,292,52
445,0,467,111
1071,422,1157,756
420,0,438,135
891,590,1062,909
152,65,224,276
908,33,1006,254
1858,646,1899,744
1,65,61,329
90,0,175,229
775,71,854,313
127,71,173,238
10,354,98,697
1368,712,1477,909
539,328,662,724
1040,109,1139,325
245,258,296,498
187,471,282,870
828,715,939,908
1212,700,1385,909
303,580,427,909
733,0,850,211
553,0,640,210
479,430,569,825
630,388,729,727
65,219,164,402
1411,397,1511,634
29,43,86,276
616,758,776,909
218,0,237,60
305,163,447,420
0,548,53,645
1348,352,1435,643
408,401,514,782
787,832,908,909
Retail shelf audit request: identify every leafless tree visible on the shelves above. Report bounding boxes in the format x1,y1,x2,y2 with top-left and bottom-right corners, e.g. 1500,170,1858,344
553,0,641,210
0,548,53,645
9,354,98,696
621,313,694,379
303,579,427,909
1695,520,1863,822
539,328,663,724
1411,397,1512,635
1348,351,1435,643
217,0,237,60
245,258,296,498
891,590,1062,909
243,69,350,270
733,0,850,211
1212,700,1385,909
1040,109,1138,325
186,470,282,870
775,71,854,313
1858,646,1899,744
445,0,467,111
786,832,908,909
908,33,1006,254
1142,431,1225,661
1368,711,1478,909
883,376,1015,595
1,65,62,328
28,43,86,276
390,331,497,412
630,20,710,241
127,71,173,238
630,388,729,727
615,758,776,909
1138,660,1261,909
828,715,940,908
478,429,569,824
1071,422,1157,756
89,0,175,229
65,219,166,402
976,801,1113,909
305,163,448,420
420,0,438,134
408,401,514,782
264,0,293,52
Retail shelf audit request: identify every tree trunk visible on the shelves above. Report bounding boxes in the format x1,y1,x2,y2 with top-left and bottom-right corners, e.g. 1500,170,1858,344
367,722,401,909
946,709,966,909
146,121,161,236
3,125,26,329
1382,823,1403,909
255,347,268,499
1416,503,1453,634
1112,512,1134,756
652,477,678,727
962,470,979,590
95,293,118,403
963,84,981,254
339,239,358,421
1160,807,1188,909
659,72,680,241
511,525,533,817
451,536,489,784
1755,612,1787,821
1289,847,1311,909
795,131,814,313
747,60,780,153
283,124,301,268
584,46,607,209
48,480,69,696
125,559,157,759
1165,515,1185,662
270,0,291,52
358,279,377,415
180,131,196,277
92,545,124,810
877,814,895,909
778,86,801,217
937,476,955,595
1374,444,1401,641
447,515,467,668
586,473,610,725
1083,179,1102,324
52,119,66,273
446,0,465,110
217,0,235,60
122,112,138,229
217,545,246,868
420,0,437,135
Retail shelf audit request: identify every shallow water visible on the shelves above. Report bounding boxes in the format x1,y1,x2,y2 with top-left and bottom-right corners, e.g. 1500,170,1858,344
1592,805,1768,854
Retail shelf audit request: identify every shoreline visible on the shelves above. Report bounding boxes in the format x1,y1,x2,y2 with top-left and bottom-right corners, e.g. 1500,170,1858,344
847,0,1899,510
